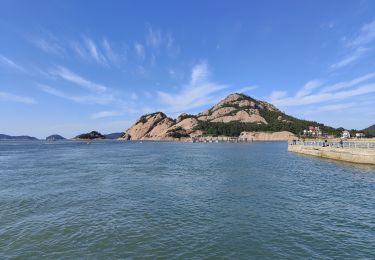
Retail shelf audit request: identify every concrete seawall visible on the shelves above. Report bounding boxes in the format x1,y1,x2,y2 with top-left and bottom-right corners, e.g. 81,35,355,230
288,145,375,165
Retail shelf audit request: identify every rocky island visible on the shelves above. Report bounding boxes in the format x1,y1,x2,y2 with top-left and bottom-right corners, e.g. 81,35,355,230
46,134,66,141
75,131,105,140
119,93,339,141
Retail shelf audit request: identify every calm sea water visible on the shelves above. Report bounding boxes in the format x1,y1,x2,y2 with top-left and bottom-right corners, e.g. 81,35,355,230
0,141,374,259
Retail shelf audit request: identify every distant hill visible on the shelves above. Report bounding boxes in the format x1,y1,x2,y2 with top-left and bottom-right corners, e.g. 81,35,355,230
363,124,375,136
105,132,124,139
0,134,38,141
120,93,342,140
46,134,66,141
75,131,105,140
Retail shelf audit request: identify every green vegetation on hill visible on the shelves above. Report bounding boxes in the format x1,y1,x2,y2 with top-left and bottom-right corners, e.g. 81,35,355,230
75,131,105,140
167,127,189,138
363,124,375,137
138,112,167,124
195,109,341,137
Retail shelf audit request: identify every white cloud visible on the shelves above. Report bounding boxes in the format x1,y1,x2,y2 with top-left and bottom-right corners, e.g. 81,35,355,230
31,37,65,56
269,90,287,100
236,85,258,94
0,55,27,73
191,62,209,84
0,91,36,104
146,26,162,49
102,39,121,65
305,102,357,114
157,62,228,113
330,47,368,70
40,66,117,105
296,80,323,98
268,73,375,107
52,66,108,93
38,84,114,105
320,72,375,93
134,42,146,61
90,110,123,119
84,37,108,66
347,19,375,47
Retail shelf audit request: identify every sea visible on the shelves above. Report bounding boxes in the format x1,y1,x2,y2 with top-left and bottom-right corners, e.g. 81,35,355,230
0,140,374,259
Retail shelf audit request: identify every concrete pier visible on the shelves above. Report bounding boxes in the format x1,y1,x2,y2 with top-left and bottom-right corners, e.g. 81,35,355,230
288,144,375,165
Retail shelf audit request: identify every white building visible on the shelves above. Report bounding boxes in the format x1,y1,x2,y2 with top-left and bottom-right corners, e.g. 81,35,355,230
342,130,351,139
355,133,365,139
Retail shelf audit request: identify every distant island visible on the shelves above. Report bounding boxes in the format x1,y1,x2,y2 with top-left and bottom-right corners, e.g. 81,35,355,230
46,134,66,141
75,131,105,140
119,93,344,141
0,134,38,141
105,132,124,139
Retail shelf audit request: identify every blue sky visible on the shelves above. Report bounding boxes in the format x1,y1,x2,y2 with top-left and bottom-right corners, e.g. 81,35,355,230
1,0,375,138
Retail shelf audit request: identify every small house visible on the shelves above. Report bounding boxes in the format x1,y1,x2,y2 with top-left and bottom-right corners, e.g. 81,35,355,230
342,130,351,139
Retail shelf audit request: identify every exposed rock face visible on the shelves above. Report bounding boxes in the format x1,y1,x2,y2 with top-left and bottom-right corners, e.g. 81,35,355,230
120,112,175,140
239,131,296,141
197,93,276,124
119,92,333,141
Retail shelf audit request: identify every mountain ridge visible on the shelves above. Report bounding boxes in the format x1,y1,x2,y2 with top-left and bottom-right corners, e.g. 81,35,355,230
0,134,38,141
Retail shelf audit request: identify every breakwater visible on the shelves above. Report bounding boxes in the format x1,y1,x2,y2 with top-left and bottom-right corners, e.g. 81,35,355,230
288,142,375,165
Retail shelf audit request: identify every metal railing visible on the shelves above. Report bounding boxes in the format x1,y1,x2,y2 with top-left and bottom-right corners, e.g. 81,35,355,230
289,140,375,149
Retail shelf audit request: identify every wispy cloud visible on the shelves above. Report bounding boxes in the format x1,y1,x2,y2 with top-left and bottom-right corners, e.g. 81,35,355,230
235,85,258,94
134,42,146,61
0,55,27,73
347,19,375,47
320,72,375,93
0,91,36,104
29,30,65,56
146,25,162,49
268,73,375,107
330,46,368,70
102,39,121,65
84,37,108,66
157,62,228,113
31,37,65,56
296,80,323,98
38,84,114,105
90,110,123,119
52,66,108,93
40,66,116,105
331,19,375,70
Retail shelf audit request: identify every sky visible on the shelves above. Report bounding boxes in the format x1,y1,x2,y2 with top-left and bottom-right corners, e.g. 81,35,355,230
1,0,375,138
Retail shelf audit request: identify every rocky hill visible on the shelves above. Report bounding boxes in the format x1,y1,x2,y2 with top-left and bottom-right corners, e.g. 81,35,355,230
75,131,105,140
119,93,340,141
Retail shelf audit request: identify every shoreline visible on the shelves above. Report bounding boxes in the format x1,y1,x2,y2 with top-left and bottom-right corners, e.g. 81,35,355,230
288,144,375,165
